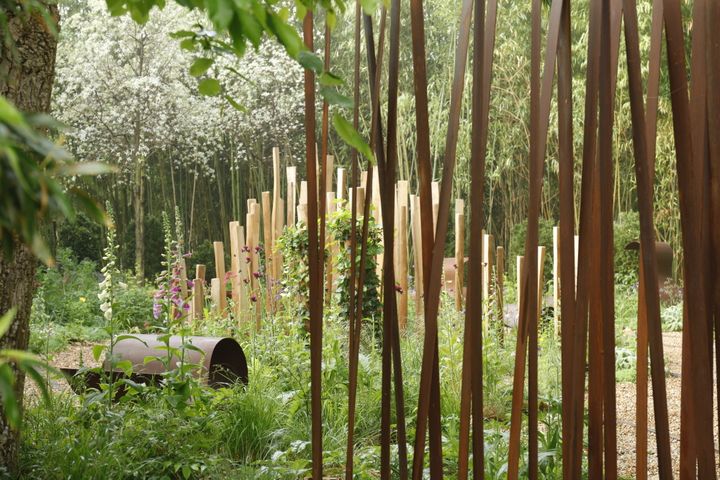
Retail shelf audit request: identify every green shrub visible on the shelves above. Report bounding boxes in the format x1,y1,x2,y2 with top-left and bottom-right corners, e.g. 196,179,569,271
661,302,683,332
614,211,641,285
508,218,555,284
35,248,103,326
57,212,103,264
114,279,154,330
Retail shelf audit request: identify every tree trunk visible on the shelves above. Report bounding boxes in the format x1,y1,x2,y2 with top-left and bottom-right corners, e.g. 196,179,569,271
134,160,145,280
0,3,59,471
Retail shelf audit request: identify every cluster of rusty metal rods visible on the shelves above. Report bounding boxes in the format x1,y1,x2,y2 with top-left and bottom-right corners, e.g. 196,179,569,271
299,0,720,477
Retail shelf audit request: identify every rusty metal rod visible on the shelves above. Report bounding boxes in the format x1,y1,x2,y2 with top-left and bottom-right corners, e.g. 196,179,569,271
302,11,324,480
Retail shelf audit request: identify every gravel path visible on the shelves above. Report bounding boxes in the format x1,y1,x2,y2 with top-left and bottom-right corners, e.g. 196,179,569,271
616,332,720,478
23,342,102,401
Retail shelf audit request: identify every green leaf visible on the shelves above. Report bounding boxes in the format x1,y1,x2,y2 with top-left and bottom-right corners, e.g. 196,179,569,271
144,355,160,365
198,78,222,96
297,50,323,73
69,188,110,227
0,309,15,338
326,11,337,30
318,71,344,86
92,344,107,362
189,57,214,77
0,363,19,428
170,30,196,39
239,13,263,48
115,334,147,345
319,86,353,108
207,0,234,29
180,38,196,51
332,113,374,163
294,0,307,20
268,14,302,58
115,359,134,376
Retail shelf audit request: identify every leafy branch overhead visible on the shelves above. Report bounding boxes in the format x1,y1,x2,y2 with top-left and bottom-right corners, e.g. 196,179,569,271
0,98,114,264
105,0,375,163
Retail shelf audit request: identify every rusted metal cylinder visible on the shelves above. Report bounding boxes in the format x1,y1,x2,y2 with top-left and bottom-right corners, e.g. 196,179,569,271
625,241,673,283
62,335,248,396
106,335,248,387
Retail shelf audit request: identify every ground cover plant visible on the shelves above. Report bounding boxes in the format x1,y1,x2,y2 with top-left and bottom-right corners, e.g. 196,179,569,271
14,206,682,478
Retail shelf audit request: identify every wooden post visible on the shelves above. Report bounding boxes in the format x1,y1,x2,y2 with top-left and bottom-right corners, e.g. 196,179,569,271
355,186,365,217
275,200,284,283
179,257,188,300
512,254,527,338
397,204,409,329
431,181,440,235
229,221,248,322
192,264,206,321
250,202,261,329
326,191,336,304
396,180,409,210
454,199,465,312
287,166,297,227
325,155,334,196
553,226,560,336
262,192,273,312
360,170,368,189
496,246,505,327
210,278,221,314
537,245,546,323
272,149,281,239
246,209,257,290
574,234,579,288
287,182,296,227
299,181,308,206
213,241,226,314
411,194,424,318
336,167,346,202
482,233,494,306
373,168,383,281
517,255,524,311
271,148,283,279
229,221,241,306
298,203,308,224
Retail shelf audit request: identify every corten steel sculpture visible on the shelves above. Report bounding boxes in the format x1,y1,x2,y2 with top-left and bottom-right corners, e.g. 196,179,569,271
298,0,720,478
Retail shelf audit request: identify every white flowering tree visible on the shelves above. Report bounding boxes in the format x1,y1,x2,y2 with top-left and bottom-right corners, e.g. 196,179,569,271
54,0,312,270
54,0,220,278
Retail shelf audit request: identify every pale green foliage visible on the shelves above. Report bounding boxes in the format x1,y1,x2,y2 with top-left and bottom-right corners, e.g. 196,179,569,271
0,310,55,429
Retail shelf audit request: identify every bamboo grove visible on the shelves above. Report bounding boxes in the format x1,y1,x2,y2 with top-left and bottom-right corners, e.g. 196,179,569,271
295,0,720,478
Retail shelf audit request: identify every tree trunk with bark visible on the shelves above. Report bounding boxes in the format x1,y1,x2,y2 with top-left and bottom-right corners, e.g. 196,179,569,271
0,3,59,471
134,159,145,280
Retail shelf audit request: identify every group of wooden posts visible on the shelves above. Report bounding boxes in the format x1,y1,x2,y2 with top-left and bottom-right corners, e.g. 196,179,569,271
186,149,583,341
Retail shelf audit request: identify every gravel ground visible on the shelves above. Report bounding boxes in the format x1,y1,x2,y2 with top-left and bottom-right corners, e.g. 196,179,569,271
23,342,102,401
616,332,720,479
